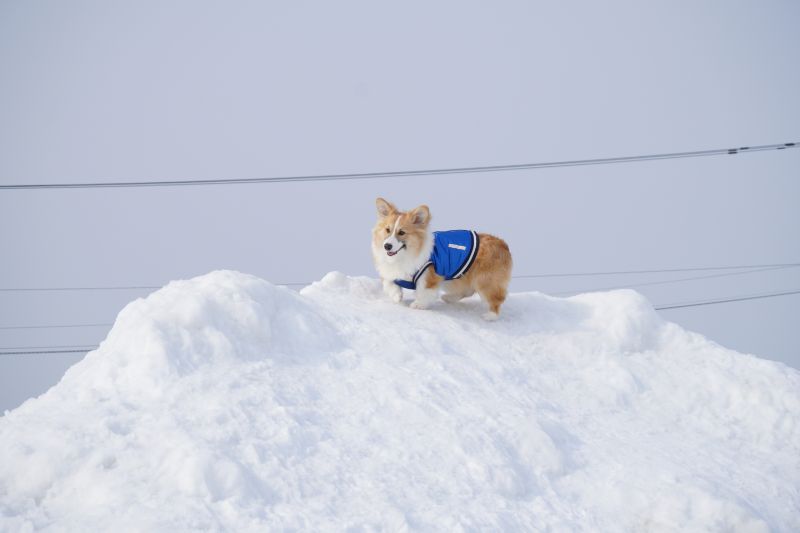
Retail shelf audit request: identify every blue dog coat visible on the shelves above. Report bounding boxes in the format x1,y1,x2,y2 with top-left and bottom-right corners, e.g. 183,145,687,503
395,230,480,290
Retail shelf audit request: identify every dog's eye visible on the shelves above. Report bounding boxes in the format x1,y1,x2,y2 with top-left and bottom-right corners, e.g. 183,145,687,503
398,230,406,236
385,227,390,233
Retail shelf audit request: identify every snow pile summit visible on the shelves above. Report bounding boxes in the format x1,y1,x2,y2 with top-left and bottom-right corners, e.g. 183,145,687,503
1,270,798,531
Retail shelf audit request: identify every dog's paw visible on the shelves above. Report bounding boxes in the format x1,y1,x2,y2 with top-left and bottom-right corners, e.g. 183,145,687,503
383,284,403,304
482,311,499,321
410,301,429,310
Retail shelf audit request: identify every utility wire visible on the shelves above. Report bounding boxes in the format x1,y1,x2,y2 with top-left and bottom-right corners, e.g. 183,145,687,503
3,262,798,292
0,281,308,292
550,265,797,296
2,264,798,331
655,288,800,310
511,262,800,280
0,344,100,351
0,323,112,330
0,348,96,356
0,285,162,292
0,142,795,190
2,288,799,355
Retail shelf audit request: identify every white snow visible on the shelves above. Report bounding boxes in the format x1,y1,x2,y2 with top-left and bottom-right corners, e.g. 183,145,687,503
1,270,798,531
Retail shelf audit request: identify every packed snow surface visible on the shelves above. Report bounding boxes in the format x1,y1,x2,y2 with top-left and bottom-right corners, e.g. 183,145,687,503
1,271,799,531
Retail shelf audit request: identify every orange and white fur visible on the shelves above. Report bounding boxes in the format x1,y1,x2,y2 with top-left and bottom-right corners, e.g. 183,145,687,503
371,198,512,320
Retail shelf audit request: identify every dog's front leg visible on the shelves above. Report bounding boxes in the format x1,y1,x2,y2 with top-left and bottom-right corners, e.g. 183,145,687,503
410,270,440,310
410,286,438,309
382,278,403,304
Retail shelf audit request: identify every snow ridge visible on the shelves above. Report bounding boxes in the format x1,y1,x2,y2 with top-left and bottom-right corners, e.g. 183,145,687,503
1,270,798,531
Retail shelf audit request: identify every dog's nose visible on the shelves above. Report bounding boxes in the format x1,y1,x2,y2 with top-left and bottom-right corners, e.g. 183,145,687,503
384,243,393,251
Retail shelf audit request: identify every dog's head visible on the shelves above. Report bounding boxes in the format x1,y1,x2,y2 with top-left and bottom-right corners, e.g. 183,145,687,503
372,198,431,261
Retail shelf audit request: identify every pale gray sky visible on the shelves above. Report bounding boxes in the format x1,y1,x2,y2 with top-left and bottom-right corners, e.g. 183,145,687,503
1,0,798,412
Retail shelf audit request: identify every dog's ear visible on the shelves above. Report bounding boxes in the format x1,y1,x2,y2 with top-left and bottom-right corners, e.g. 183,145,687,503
409,205,430,226
375,197,398,218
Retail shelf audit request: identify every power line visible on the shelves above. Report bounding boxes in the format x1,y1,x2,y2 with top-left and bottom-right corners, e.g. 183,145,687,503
0,348,96,356
2,288,798,355
0,285,162,293
0,344,100,350
3,285,798,334
2,262,798,292
1,264,797,332
655,289,800,310
0,323,112,330
511,262,800,280
550,265,797,296
0,281,308,292
1,142,795,190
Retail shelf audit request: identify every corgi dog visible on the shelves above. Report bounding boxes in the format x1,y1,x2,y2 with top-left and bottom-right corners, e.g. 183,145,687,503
371,197,512,320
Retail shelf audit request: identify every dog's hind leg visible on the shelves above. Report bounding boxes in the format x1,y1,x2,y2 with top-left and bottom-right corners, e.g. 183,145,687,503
441,278,475,303
476,280,507,321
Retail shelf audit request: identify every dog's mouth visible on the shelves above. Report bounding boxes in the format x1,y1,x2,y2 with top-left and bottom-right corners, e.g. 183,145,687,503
386,244,406,257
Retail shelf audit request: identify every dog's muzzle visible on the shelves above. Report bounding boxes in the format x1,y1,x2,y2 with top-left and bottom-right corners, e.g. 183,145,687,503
386,243,406,256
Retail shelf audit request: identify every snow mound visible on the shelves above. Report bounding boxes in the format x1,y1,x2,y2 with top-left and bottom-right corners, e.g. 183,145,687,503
1,270,798,531
63,271,342,403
